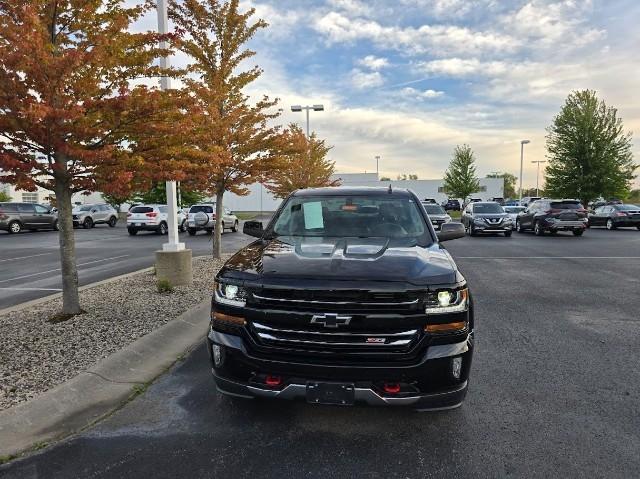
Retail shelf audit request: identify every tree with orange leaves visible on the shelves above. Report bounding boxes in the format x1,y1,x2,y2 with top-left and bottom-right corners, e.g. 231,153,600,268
169,0,281,258
0,1,176,315
265,124,338,199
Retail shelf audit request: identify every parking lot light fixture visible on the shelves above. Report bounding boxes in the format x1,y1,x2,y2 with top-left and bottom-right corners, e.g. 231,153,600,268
519,140,530,203
291,103,324,138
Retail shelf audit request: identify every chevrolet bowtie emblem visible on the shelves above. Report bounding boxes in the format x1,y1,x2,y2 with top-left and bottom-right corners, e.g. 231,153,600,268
310,313,352,328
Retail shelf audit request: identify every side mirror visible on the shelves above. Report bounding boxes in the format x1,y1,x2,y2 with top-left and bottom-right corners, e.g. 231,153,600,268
437,222,465,242
243,220,264,238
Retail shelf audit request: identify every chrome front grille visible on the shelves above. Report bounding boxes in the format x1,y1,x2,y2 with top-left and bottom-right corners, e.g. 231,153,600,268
251,321,420,351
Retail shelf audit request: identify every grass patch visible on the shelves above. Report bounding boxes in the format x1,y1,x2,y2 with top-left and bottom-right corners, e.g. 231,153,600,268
0,454,18,465
449,210,461,220
235,212,257,220
156,279,173,293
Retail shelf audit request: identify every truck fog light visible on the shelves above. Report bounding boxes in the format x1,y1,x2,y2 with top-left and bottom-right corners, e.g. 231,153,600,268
452,357,462,379
212,344,224,367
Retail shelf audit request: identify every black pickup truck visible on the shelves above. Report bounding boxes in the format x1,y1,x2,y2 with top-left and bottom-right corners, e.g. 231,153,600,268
207,187,473,410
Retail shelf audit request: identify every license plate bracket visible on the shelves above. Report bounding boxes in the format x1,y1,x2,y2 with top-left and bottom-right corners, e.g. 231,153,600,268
306,382,355,406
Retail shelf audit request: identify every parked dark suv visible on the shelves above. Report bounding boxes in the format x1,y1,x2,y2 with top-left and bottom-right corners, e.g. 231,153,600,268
0,202,58,234
207,187,472,410
516,199,588,236
441,198,461,211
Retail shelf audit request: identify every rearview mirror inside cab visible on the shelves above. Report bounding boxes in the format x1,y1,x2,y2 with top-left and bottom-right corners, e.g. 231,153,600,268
437,222,465,242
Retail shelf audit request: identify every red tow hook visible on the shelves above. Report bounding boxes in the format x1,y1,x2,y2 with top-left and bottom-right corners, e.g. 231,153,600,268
265,375,282,386
383,383,401,394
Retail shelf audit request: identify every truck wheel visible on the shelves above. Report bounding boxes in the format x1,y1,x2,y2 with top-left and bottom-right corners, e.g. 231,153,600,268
158,222,168,235
83,217,93,229
534,221,544,236
8,220,22,234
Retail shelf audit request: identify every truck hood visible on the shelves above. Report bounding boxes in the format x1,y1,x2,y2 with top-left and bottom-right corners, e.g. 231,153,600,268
220,236,458,285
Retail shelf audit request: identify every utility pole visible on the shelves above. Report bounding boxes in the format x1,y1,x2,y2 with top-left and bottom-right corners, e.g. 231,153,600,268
519,140,530,203
375,156,380,178
154,0,192,285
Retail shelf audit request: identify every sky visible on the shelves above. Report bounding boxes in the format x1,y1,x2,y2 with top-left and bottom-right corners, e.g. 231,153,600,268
141,0,640,188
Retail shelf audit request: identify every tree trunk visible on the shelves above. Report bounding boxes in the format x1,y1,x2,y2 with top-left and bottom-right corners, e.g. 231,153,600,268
54,181,82,315
213,188,224,259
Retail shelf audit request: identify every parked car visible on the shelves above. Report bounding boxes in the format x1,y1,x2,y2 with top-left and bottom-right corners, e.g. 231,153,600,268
422,202,452,230
520,196,541,207
503,199,520,206
516,199,587,236
441,198,461,211
208,187,472,410
503,206,526,229
72,204,118,229
490,197,505,205
178,207,189,232
461,201,512,236
0,202,58,233
187,203,239,236
126,204,169,235
588,204,640,230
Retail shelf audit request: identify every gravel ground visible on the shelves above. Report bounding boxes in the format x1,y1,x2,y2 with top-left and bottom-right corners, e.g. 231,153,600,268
0,255,227,411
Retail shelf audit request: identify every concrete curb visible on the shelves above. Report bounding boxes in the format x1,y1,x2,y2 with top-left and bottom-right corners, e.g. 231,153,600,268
0,298,211,458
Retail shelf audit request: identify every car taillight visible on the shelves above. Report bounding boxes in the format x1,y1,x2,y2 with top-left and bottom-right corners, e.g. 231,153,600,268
146,212,158,218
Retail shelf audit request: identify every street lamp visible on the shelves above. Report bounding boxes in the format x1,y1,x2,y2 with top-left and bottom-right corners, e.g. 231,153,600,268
291,104,324,138
519,140,530,203
531,160,547,196
375,156,381,177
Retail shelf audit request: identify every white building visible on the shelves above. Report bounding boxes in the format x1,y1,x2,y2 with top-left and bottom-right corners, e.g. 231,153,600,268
221,173,503,212
0,182,103,206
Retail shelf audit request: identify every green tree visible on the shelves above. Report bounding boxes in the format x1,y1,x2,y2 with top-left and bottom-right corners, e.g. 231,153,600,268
133,183,206,207
486,172,517,198
443,145,480,200
545,90,636,207
0,190,11,202
396,173,418,180
626,189,640,204
379,176,391,181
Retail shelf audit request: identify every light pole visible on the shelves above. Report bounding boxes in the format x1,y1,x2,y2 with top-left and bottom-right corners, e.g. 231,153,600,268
375,156,381,177
155,0,191,285
519,140,530,203
531,160,547,196
291,104,324,138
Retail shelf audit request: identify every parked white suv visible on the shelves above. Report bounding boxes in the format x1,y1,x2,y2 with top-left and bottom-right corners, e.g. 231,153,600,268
186,203,239,236
127,205,169,235
72,203,118,229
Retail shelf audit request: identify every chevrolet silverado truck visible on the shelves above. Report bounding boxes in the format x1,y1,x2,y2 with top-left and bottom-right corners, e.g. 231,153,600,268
207,187,473,410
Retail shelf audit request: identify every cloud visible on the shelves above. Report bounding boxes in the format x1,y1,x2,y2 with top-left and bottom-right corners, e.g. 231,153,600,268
400,87,445,100
327,0,373,17
357,55,390,71
350,69,385,89
314,12,519,56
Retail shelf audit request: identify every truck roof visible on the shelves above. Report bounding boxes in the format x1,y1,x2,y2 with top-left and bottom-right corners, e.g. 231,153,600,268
293,186,413,197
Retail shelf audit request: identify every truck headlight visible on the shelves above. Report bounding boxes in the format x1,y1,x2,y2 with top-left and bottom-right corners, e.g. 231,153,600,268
215,280,247,307
425,288,469,314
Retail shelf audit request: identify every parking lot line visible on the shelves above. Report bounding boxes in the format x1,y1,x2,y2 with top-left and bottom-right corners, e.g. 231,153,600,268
0,253,53,263
0,255,130,284
0,287,62,291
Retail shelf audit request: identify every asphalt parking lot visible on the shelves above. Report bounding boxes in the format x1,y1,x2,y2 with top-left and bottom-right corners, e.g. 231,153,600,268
0,220,261,310
2,227,639,478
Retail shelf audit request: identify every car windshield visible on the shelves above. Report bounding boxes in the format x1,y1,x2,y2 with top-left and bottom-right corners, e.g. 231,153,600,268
504,206,525,213
423,204,446,215
271,195,430,244
130,206,153,213
190,205,214,213
551,201,582,209
473,203,503,214
617,204,639,210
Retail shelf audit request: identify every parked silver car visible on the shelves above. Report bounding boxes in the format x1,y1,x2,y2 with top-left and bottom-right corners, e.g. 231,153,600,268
503,206,526,229
186,203,239,236
0,202,58,233
421,202,451,230
72,203,118,229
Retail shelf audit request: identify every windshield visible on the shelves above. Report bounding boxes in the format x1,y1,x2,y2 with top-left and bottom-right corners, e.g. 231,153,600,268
504,206,525,213
423,204,446,215
272,195,429,242
473,203,504,214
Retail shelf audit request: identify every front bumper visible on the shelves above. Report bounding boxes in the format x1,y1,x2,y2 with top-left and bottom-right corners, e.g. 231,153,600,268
207,329,473,410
